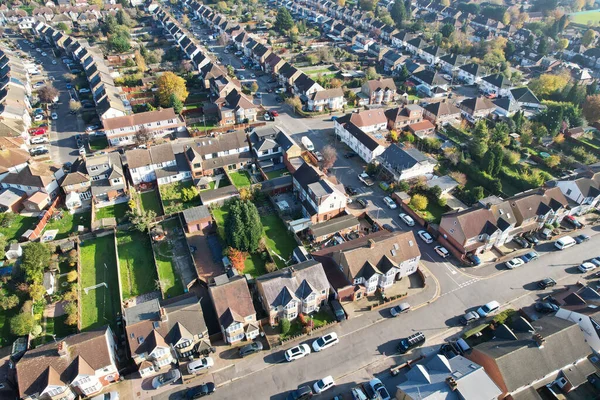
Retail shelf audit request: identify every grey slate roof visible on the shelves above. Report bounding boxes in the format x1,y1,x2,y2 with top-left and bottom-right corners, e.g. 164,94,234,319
378,144,434,171
310,214,360,238
182,205,211,224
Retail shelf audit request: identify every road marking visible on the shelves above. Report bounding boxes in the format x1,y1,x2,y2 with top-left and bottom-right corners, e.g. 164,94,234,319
425,253,457,275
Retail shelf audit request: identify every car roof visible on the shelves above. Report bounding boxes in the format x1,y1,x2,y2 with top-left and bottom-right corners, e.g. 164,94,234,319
321,375,334,384
485,300,500,308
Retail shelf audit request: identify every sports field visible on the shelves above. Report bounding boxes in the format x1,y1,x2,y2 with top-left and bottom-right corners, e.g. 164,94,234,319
570,9,600,25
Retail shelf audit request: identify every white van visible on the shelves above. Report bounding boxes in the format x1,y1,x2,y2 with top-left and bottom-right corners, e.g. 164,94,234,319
301,136,314,151
555,236,576,250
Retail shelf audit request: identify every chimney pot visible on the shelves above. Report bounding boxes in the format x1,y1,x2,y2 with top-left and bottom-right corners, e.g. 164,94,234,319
446,376,458,391
57,341,68,357
368,239,375,249
159,307,168,322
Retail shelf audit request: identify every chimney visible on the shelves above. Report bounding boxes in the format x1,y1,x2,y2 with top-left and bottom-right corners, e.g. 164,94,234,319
533,332,545,348
289,266,296,277
57,341,68,357
445,377,458,391
368,239,375,249
159,307,168,322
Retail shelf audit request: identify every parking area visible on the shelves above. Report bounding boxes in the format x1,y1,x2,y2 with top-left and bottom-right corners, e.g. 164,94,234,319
187,231,223,284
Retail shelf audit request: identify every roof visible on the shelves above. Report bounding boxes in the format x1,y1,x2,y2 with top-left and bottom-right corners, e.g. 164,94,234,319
0,148,29,173
102,108,178,131
336,109,387,129
482,73,511,89
342,122,382,152
256,261,330,308
199,185,239,204
209,276,255,329
309,87,344,101
459,62,484,77
310,214,360,238
379,144,435,171
408,120,435,133
440,208,498,249
460,97,496,114
16,328,113,398
0,187,25,207
472,317,593,393
182,205,211,224
125,148,152,169
292,162,322,192
1,163,60,188
510,87,540,105
364,77,396,93
424,101,461,117
413,70,447,86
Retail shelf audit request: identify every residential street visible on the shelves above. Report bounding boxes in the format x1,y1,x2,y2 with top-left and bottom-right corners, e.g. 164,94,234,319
154,225,600,400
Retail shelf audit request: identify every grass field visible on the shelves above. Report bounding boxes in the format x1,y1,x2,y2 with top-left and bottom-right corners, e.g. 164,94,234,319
95,203,129,224
229,171,252,188
117,231,158,300
0,214,37,242
89,136,109,152
570,9,600,25
140,190,163,215
79,235,120,331
44,210,91,240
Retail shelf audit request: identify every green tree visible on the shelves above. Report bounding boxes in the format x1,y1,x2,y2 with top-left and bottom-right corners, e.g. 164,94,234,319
169,93,184,114
116,9,134,27
365,67,380,80
181,186,198,202
127,209,157,232
398,65,410,81
21,243,51,284
390,0,407,28
537,37,549,55
224,199,264,253
0,293,19,311
280,318,291,335
251,82,259,93
156,72,189,107
359,0,376,11
582,29,596,47
545,155,561,168
275,7,294,32
108,34,130,53
29,283,46,302
56,22,70,33
10,312,34,336
469,121,489,160
0,235,7,260
440,23,454,38
410,194,428,211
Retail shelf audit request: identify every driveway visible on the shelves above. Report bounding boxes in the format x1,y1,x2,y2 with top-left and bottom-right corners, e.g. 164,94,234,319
187,230,223,283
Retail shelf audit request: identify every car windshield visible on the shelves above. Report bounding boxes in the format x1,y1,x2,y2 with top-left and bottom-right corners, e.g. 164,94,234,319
316,380,325,389
482,305,490,312
316,338,325,347
399,339,409,348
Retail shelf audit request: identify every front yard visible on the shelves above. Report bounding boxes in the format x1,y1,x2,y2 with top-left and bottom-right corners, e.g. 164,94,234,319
140,190,163,216
159,180,201,214
117,230,158,300
95,203,129,224
44,210,91,240
229,170,252,188
79,235,120,331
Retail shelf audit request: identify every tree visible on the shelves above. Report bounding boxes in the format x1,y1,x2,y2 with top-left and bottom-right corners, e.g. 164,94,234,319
0,294,19,311
134,50,146,73
338,0,346,5
108,34,130,53
410,194,428,211
390,0,407,28
469,121,489,160
582,29,596,47
250,82,259,93
224,198,263,253
545,155,561,168
22,243,51,284
156,72,189,107
329,78,343,88
181,186,198,202
0,235,6,260
274,7,294,32
537,37,549,55
280,318,291,335
528,73,570,98
440,23,454,38
29,283,46,302
37,85,59,104
134,125,151,145
182,14,191,28
116,9,134,27
285,96,302,113
366,67,380,80
583,94,600,123
66,270,78,283
127,209,156,232
321,145,337,172
227,247,247,273
56,22,70,33
169,93,184,114
11,312,34,336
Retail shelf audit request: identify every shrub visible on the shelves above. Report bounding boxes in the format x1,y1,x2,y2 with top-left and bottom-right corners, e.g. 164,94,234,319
66,270,78,283
410,194,428,211
65,312,78,326
280,318,291,335
32,324,42,336
266,262,278,273
10,312,34,335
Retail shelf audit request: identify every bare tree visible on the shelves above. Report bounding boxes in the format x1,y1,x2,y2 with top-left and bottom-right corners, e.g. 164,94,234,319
217,34,228,46
37,85,59,104
321,145,337,172
135,125,152,145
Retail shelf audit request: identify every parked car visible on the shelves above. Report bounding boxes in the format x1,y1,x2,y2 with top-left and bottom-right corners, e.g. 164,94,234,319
187,357,214,374
65,84,72,89
505,257,525,269
590,258,600,267
312,332,339,352
286,386,313,400
578,262,596,273
477,300,500,317
356,199,367,209
270,110,279,117
238,341,263,358
78,88,91,94
467,253,481,266
29,146,48,156
574,234,591,244
535,302,559,314
512,236,531,248
382,223,395,232
313,376,335,394
524,232,539,245
330,299,346,322
285,344,311,362
383,196,397,209
459,311,480,326
30,136,48,144
344,152,357,158
565,215,583,229
51,112,58,120
313,151,324,162
417,230,433,244
151,369,181,389
520,251,539,263
34,114,44,122
367,378,391,400
399,213,415,226
537,278,557,289
434,246,450,258
345,186,357,196
86,125,100,132
390,302,411,317
397,331,426,354
30,128,46,136
185,383,215,399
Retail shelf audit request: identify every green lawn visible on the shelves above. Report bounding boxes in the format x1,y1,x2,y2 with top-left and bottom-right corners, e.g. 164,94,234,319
79,235,120,331
44,210,91,240
95,203,129,224
266,169,290,179
159,180,201,214
89,136,108,152
154,240,184,298
45,314,77,340
305,68,335,75
0,300,19,348
229,170,252,188
570,10,600,25
244,252,267,277
0,214,38,242
140,190,163,216
311,309,335,328
117,231,158,300
261,214,297,268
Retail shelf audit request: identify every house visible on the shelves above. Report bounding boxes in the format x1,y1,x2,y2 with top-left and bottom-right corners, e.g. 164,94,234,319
480,74,512,97
277,62,302,88
209,275,259,344
466,317,595,399
101,108,185,147
264,53,286,74
293,73,323,97
326,231,420,298
407,120,435,138
458,62,484,85
423,101,462,126
15,328,120,399
439,207,500,258
420,45,446,65
553,171,600,215
216,89,257,126
292,162,347,224
459,96,497,122
0,188,26,213
256,261,330,326
405,37,428,55
182,205,212,233
377,144,437,182
43,270,55,295
247,125,300,172
438,53,467,74
85,152,128,207
395,354,502,400
360,78,397,105
508,187,568,234
126,144,177,185
385,105,424,131
124,294,210,377
307,88,345,112
411,70,448,97
6,242,22,260
1,162,64,198
0,148,30,180
62,166,92,212
334,111,387,163
509,87,543,110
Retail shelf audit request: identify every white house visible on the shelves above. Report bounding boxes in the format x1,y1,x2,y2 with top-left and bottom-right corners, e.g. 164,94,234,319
458,63,484,85
126,144,178,185
479,74,512,97
102,108,185,147
1,163,64,198
334,111,387,163
307,88,345,111
554,173,600,215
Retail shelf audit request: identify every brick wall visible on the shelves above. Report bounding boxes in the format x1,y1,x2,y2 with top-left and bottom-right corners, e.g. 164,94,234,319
29,196,61,240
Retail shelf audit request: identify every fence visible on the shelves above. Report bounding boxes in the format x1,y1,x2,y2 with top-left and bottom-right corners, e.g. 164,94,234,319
29,196,61,241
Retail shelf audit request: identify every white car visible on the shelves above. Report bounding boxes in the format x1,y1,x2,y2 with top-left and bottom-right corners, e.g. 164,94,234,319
51,60,57,65
477,300,500,317
30,145,48,153
314,151,324,162
312,332,339,352
30,136,48,144
51,112,58,120
187,357,214,374
251,74,256,78
238,75,245,80
399,213,415,226
418,230,433,244
434,245,449,258
383,196,397,209
313,376,335,394
41,52,47,56
275,88,285,94
78,88,90,94
34,114,44,122
284,344,311,362
578,262,596,273
367,378,391,400
505,257,525,269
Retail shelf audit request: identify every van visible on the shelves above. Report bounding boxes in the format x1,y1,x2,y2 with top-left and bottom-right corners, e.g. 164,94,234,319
301,136,314,151
397,331,426,354
555,236,576,250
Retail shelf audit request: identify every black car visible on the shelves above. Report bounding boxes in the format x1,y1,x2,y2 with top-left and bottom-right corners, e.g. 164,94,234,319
356,199,367,209
398,332,426,354
383,224,395,232
345,186,357,196
238,341,263,358
286,385,313,400
523,232,539,245
512,236,531,248
575,234,591,244
186,383,216,399
535,302,559,314
344,152,357,158
537,278,557,289
30,148,49,156
330,299,346,322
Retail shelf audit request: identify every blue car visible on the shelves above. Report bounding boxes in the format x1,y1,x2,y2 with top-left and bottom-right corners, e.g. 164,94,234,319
520,251,539,263
467,253,481,266
66,83,72,89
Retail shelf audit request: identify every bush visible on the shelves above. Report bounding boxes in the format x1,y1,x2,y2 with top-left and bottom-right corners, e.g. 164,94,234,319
410,194,428,211
66,270,78,283
280,318,291,335
266,262,278,273
10,312,34,335
492,309,516,325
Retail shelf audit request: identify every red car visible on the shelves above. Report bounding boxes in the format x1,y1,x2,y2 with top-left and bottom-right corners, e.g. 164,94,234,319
30,128,46,136
270,110,279,117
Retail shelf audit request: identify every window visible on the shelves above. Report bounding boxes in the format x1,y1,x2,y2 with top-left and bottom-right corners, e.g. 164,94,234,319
566,189,572,196
112,179,120,184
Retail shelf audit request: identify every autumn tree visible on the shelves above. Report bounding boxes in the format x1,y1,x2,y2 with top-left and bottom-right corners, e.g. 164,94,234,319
135,125,151,145
11,312,34,336
0,293,19,311
583,94,600,123
182,14,191,28
66,270,78,283
545,155,561,168
410,194,428,211
582,29,596,47
127,209,156,232
181,186,198,202
250,82,259,93
37,85,59,104
156,71,189,108
227,247,247,273
29,283,46,302
528,73,570,99
321,145,337,172
134,50,146,73
285,96,302,113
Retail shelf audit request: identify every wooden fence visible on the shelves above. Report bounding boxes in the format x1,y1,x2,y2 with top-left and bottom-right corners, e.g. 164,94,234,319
29,196,61,241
